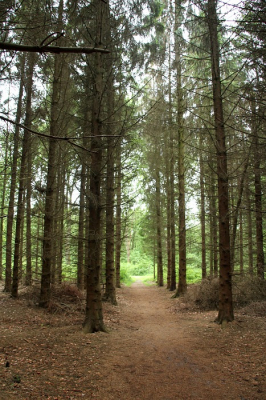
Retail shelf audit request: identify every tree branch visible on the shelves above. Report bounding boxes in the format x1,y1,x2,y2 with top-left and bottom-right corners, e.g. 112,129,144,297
0,42,110,54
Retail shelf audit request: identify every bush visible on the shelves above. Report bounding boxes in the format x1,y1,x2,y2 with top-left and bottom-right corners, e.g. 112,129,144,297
120,266,134,286
182,276,266,311
233,276,266,307
194,278,219,310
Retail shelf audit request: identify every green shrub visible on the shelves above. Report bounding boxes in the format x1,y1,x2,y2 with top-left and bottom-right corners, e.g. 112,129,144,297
186,267,202,283
120,266,134,286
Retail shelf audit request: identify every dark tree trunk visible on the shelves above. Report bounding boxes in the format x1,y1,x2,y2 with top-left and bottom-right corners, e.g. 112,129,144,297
40,0,64,307
115,140,122,288
5,56,25,292
77,162,86,290
246,187,254,275
155,166,163,286
207,0,234,323
175,0,186,297
103,16,117,304
253,101,264,279
83,0,107,333
200,138,207,280
12,54,35,297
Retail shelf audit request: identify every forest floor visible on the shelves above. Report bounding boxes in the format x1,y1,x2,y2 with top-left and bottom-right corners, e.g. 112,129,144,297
0,280,266,400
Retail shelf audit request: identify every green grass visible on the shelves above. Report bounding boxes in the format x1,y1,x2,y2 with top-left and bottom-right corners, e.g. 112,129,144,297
120,267,135,286
132,274,155,285
186,268,202,284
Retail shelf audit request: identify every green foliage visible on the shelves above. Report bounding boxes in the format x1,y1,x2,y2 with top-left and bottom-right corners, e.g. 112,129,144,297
132,274,155,285
121,260,153,277
186,267,202,284
120,266,135,286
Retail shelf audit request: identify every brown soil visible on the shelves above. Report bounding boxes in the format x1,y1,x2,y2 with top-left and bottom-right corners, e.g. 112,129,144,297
0,280,266,400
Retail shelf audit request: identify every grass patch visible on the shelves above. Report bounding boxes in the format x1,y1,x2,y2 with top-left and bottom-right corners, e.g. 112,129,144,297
186,268,202,284
132,274,155,285
120,267,135,286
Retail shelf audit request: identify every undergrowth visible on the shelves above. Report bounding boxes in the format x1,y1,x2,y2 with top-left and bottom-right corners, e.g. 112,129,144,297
182,276,266,311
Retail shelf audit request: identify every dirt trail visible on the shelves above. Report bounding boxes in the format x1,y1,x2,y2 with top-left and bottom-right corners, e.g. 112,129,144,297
92,282,265,400
0,281,265,399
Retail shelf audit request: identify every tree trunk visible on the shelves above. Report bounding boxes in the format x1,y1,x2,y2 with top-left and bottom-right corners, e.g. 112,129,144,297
83,0,107,333
0,132,8,280
254,139,264,279
253,102,264,279
77,162,86,289
115,139,122,288
175,0,186,297
103,14,117,304
25,53,36,287
200,136,207,280
40,0,64,307
5,56,25,292
246,187,254,275
207,0,234,323
12,53,35,297
155,165,163,286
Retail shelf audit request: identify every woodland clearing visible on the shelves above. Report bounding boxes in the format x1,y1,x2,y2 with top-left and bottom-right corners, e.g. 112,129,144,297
0,280,266,400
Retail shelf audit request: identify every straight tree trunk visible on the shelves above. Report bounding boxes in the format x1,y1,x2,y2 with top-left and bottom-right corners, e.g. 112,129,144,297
5,57,25,292
25,53,36,287
200,136,207,280
155,165,163,286
115,139,122,288
207,0,234,323
253,101,264,279
103,15,117,304
246,187,254,275
0,133,8,279
83,0,107,333
175,0,186,297
40,0,64,307
77,161,86,289
239,209,244,275
12,53,35,297
231,157,249,272
168,51,176,291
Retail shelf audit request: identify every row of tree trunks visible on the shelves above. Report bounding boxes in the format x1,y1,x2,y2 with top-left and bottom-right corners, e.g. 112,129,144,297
4,57,25,292
12,53,35,297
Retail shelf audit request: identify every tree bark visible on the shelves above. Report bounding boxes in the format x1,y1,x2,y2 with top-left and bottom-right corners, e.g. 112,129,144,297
254,119,264,279
4,56,25,292
175,0,186,297
40,0,64,307
83,0,107,333
200,135,207,280
115,139,122,288
207,0,234,323
155,165,163,286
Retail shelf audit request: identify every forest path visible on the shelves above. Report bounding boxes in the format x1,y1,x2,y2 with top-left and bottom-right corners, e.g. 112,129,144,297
0,282,265,399
93,282,255,400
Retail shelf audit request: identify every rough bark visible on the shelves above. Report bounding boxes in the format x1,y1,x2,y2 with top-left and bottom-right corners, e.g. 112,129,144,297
4,57,24,292
103,14,117,304
83,0,107,333
175,0,186,297
207,0,234,323
246,187,254,275
40,0,64,307
155,166,163,287
200,136,207,280
254,131,264,279
115,140,122,288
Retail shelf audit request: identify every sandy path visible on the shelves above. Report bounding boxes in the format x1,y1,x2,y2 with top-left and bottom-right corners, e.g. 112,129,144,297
93,282,250,400
0,282,265,399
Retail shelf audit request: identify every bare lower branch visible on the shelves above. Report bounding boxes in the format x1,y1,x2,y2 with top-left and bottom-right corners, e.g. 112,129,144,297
0,42,110,54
